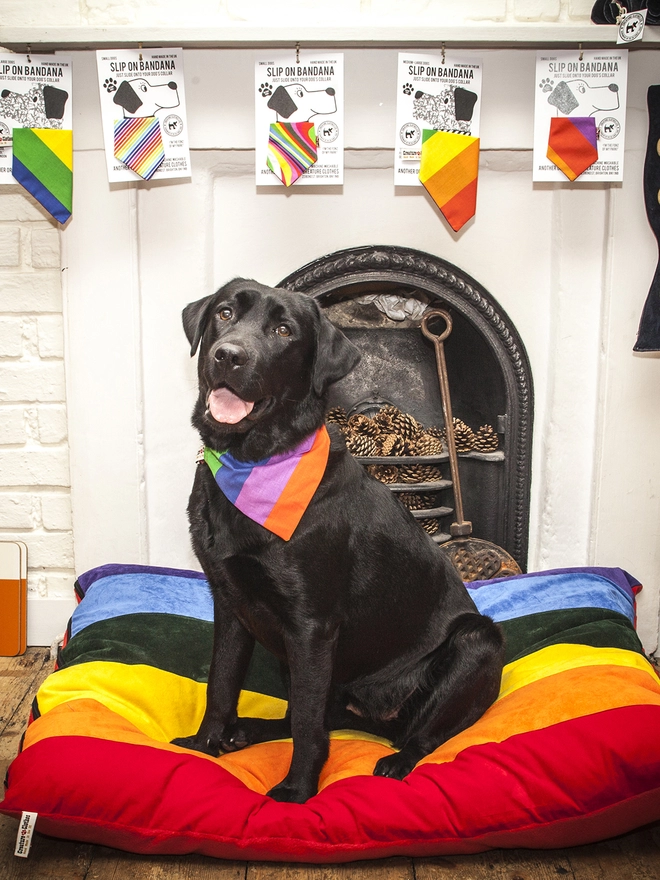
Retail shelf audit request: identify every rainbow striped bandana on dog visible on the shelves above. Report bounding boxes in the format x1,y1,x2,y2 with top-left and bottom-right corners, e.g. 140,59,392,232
202,426,330,540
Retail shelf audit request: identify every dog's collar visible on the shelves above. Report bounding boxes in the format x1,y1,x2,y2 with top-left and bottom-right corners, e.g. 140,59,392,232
201,426,330,541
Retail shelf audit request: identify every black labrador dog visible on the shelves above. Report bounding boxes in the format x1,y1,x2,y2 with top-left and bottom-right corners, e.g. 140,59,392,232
173,278,505,803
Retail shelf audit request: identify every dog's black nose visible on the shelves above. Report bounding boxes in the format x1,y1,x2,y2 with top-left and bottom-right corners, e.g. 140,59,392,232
213,342,248,367
326,87,335,96
167,81,178,90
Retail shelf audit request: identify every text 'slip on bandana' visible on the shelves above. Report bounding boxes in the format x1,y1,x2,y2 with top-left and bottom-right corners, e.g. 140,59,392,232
207,387,254,425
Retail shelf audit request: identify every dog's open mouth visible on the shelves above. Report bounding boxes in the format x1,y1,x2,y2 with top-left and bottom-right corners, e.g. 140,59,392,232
206,386,270,426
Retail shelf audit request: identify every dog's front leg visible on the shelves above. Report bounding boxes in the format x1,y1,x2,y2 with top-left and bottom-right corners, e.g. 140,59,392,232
172,598,254,756
267,626,338,804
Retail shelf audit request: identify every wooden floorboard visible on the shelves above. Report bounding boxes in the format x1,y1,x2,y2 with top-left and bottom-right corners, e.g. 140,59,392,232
1,649,659,880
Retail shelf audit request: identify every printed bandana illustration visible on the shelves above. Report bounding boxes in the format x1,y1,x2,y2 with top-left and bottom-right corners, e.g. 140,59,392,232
255,51,344,186
96,48,191,183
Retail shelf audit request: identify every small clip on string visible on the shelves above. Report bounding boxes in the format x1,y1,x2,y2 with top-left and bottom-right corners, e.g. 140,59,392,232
26,45,31,64
579,43,584,61
441,42,446,65
139,42,143,62
296,42,300,64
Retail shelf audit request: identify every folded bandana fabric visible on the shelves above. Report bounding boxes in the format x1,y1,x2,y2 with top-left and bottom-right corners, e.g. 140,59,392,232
546,116,598,181
267,122,317,186
114,116,165,180
419,129,480,231
203,426,330,540
11,128,73,224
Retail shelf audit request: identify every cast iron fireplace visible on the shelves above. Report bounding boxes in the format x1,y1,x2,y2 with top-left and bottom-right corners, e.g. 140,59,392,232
280,245,534,570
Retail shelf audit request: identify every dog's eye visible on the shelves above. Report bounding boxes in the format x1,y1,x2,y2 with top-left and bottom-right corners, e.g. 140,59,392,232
218,307,233,321
275,324,291,338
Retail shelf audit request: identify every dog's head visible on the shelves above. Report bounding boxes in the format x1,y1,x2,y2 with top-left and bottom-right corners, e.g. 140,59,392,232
183,279,360,459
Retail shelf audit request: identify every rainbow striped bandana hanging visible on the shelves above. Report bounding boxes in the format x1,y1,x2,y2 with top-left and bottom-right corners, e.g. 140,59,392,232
11,128,73,224
202,426,330,540
267,122,317,186
114,116,165,180
546,117,598,181
419,129,480,232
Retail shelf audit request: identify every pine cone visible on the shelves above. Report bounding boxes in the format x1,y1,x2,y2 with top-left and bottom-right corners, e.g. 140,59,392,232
378,433,406,456
388,411,422,442
347,413,379,436
373,405,401,430
345,432,378,456
366,464,399,484
420,518,439,535
398,464,443,484
398,493,437,510
444,418,475,453
326,406,348,427
413,432,444,455
474,424,499,452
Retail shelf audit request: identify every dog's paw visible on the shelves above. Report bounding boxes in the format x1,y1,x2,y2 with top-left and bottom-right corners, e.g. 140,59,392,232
373,751,418,780
218,722,251,752
170,735,221,757
267,779,316,803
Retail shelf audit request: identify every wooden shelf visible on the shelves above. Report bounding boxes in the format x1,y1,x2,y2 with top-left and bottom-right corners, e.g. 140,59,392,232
0,23,658,51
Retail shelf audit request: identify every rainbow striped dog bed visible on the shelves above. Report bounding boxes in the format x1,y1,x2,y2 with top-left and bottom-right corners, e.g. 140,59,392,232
2,564,659,860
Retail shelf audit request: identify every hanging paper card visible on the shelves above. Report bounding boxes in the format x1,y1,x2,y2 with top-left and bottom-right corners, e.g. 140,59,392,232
0,54,72,185
255,52,344,186
394,51,482,187
533,49,628,182
96,48,191,183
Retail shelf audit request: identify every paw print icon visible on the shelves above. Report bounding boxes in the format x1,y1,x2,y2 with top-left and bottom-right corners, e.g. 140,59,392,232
539,77,554,93
259,83,273,98
402,83,414,96
104,78,118,93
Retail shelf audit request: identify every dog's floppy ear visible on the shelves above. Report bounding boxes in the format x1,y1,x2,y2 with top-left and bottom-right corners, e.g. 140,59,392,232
182,294,217,357
312,311,361,395
267,85,298,119
113,80,143,115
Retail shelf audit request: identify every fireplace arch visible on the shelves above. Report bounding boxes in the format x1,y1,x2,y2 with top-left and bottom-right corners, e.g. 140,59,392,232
280,245,534,569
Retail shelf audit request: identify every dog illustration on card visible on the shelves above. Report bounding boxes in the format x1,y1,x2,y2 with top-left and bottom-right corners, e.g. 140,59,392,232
545,79,620,116
0,84,69,128
412,86,478,135
266,83,337,122
105,77,180,118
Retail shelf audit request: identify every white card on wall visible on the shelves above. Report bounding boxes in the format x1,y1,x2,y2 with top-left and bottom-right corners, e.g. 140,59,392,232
533,49,628,183
255,51,344,187
96,48,191,183
0,54,73,184
394,51,482,187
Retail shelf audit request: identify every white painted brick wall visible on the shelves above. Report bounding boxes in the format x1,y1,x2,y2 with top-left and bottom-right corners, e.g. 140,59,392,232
0,0,596,26
0,186,74,612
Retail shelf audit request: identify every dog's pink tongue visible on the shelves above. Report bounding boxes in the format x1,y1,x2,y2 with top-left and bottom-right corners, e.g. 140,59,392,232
208,388,254,424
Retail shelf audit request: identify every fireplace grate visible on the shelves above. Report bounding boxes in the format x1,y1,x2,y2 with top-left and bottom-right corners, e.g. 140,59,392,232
327,401,501,543
281,245,534,569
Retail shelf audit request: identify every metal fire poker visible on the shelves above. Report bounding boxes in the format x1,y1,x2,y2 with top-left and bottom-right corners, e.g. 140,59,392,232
421,308,521,581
